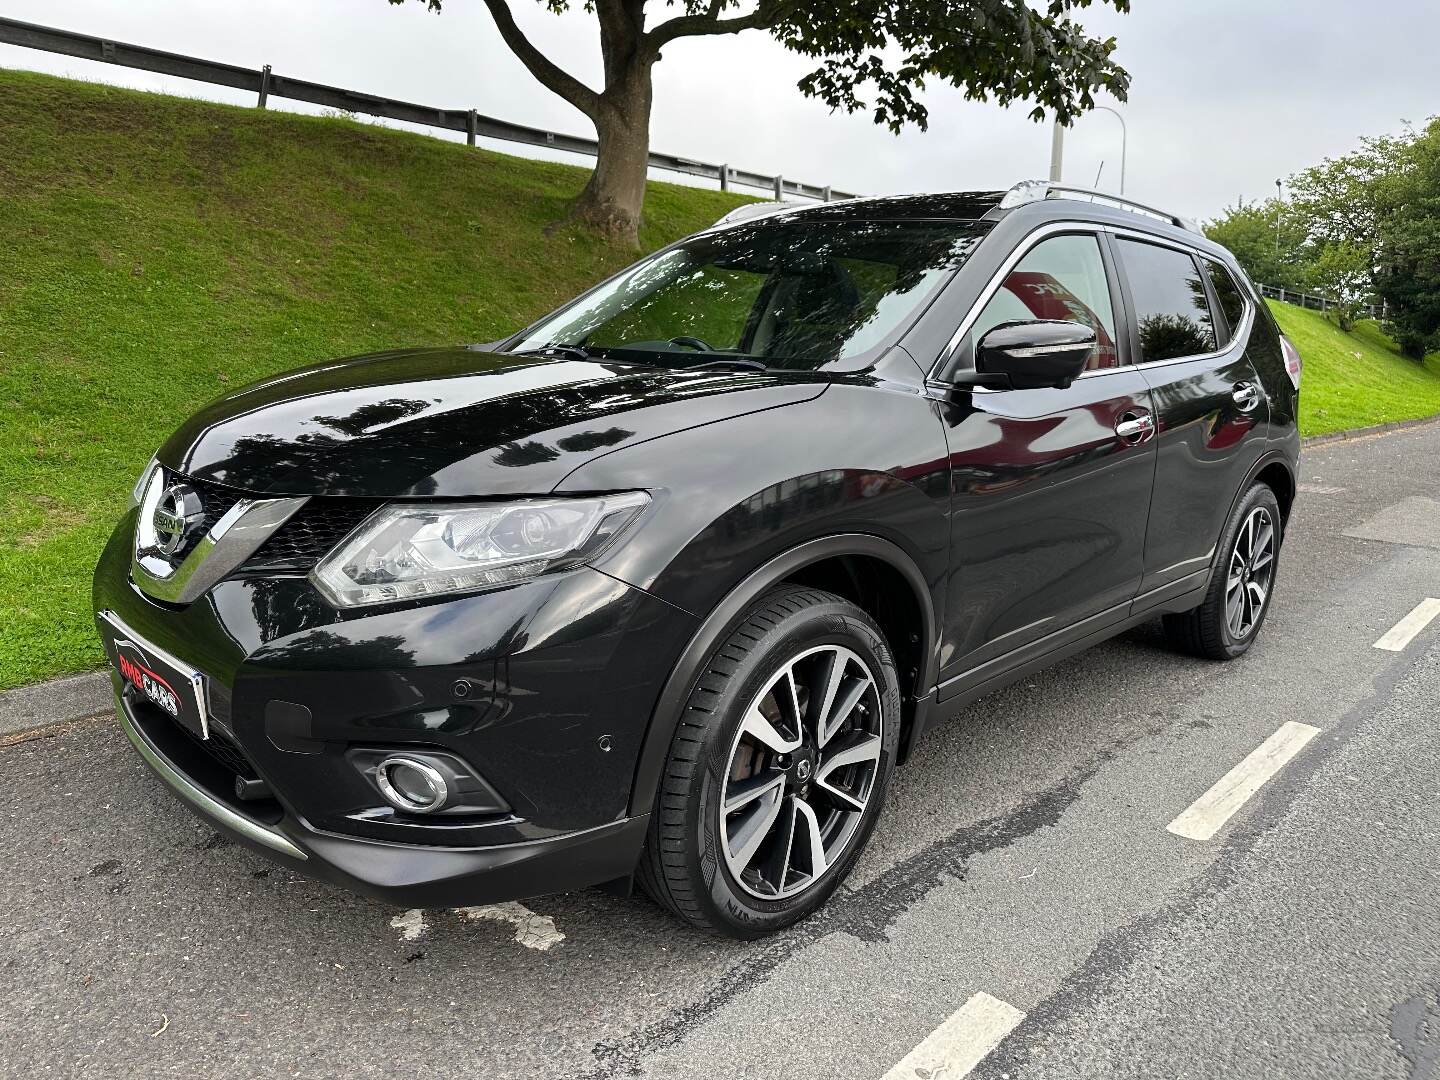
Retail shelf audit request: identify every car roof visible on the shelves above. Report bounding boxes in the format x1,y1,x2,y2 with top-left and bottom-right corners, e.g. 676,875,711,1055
715,183,1234,265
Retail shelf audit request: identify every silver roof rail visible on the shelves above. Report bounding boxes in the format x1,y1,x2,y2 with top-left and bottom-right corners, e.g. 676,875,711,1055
1000,180,1201,234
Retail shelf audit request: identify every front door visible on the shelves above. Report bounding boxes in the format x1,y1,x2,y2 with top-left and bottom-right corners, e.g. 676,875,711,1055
1108,237,1270,601
936,230,1158,684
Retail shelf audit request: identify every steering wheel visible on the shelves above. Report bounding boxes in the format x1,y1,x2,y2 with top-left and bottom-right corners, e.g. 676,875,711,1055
669,336,715,352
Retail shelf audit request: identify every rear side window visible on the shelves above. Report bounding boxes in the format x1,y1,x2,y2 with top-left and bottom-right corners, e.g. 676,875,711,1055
969,233,1121,370
1116,239,1217,362
1203,258,1248,345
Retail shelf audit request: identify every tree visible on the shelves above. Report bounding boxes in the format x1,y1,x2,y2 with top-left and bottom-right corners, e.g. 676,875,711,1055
1309,242,1371,332
392,0,1132,245
1204,198,1312,291
1375,118,1440,360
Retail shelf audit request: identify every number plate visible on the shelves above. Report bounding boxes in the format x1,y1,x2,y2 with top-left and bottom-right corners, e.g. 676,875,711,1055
99,610,209,739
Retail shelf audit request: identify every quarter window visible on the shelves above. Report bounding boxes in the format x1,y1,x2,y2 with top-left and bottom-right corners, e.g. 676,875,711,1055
1116,239,1217,362
968,234,1121,371
1203,258,1248,345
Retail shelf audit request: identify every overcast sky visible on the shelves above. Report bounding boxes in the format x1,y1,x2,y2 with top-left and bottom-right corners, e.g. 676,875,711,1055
1,0,1435,222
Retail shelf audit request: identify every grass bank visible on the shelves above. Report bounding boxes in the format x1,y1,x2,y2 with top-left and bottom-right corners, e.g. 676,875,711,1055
1267,301,1440,437
0,68,747,689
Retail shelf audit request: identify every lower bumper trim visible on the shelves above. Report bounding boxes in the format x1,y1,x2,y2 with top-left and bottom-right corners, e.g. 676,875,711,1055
115,688,307,861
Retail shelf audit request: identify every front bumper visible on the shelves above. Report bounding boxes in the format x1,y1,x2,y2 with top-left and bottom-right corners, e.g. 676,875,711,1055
116,680,650,906
94,509,693,906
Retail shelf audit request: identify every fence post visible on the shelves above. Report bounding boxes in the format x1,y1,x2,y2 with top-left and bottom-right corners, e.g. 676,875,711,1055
719,164,729,192
773,174,783,201
822,185,831,203
257,64,271,108
466,109,478,148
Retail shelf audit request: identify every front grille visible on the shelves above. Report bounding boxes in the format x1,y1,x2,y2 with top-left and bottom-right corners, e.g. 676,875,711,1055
239,500,377,573
180,723,258,780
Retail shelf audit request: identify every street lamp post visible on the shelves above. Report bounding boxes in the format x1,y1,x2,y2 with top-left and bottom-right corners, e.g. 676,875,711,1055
1050,106,1127,193
1274,178,1283,263
1092,105,1127,194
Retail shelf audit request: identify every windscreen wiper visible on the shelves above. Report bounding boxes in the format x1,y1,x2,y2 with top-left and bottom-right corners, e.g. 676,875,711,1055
688,358,769,372
513,343,593,362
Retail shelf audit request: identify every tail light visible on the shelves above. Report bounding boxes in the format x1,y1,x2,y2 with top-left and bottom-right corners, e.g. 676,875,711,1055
1280,335,1302,390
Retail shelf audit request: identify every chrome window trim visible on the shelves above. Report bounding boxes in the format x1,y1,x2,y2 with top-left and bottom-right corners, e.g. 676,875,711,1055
114,686,307,861
931,219,1254,389
931,220,1104,377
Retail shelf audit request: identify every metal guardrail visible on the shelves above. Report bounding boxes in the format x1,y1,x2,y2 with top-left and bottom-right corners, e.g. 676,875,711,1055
0,16,859,203
1256,282,1381,320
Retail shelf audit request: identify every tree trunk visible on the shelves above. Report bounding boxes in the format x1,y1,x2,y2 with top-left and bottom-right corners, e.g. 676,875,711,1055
572,63,653,246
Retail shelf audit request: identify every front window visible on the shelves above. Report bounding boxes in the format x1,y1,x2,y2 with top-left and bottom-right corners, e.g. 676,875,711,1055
511,218,989,371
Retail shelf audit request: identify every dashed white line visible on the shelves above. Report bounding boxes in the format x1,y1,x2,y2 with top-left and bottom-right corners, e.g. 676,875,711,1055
1373,598,1440,652
882,992,1025,1080
1167,721,1320,842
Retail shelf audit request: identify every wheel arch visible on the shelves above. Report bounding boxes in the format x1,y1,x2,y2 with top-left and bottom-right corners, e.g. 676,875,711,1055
626,533,938,819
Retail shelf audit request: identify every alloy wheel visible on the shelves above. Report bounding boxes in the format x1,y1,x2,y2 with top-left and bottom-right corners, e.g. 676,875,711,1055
1225,506,1276,640
719,645,884,900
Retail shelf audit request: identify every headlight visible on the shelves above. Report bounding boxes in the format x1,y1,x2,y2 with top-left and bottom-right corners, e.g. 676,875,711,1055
310,492,650,609
129,456,159,508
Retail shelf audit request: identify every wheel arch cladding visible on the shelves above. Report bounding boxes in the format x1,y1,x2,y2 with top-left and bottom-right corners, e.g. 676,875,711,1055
1255,458,1296,524
623,533,937,820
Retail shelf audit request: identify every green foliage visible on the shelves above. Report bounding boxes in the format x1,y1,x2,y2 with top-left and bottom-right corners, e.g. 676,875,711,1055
1309,242,1372,332
1267,301,1440,436
393,0,1132,133
1204,199,1312,291
0,68,750,689
1375,118,1440,360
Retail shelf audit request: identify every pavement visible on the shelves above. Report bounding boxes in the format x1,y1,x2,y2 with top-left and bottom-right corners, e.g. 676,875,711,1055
3,420,1440,1080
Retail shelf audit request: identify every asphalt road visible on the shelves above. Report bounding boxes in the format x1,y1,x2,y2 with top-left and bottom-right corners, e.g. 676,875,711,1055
4,421,1440,1080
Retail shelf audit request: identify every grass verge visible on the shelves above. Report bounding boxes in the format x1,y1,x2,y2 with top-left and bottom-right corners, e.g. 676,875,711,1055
0,68,747,689
1267,301,1440,437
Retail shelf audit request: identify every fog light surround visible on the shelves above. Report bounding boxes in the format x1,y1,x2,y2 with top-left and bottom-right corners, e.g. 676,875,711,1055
375,755,449,814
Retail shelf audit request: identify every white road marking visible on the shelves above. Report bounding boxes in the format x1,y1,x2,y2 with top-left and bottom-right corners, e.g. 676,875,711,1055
1373,598,1440,652
882,992,1025,1080
390,908,428,942
1167,721,1321,841
455,902,565,951
1297,483,1345,495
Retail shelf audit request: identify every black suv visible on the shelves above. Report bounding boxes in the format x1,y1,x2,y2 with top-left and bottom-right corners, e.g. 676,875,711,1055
94,182,1302,937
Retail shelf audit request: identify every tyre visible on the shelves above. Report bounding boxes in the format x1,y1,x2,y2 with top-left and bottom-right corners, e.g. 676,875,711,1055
637,585,901,938
1164,482,1283,661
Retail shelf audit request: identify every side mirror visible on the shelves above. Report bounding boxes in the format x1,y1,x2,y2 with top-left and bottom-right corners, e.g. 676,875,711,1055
958,320,1097,391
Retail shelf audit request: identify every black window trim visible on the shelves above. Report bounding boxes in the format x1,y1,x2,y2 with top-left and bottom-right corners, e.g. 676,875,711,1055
1107,226,1255,370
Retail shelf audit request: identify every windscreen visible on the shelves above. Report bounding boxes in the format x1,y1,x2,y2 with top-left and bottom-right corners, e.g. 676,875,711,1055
510,218,989,371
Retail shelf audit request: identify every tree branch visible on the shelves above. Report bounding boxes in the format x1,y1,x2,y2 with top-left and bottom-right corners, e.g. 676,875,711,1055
481,0,601,117
645,0,791,50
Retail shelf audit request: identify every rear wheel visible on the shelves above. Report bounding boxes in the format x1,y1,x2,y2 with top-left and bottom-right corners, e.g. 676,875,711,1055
1164,482,1282,660
637,586,901,938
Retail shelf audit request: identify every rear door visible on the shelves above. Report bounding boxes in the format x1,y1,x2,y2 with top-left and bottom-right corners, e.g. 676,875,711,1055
936,229,1158,683
1109,234,1269,604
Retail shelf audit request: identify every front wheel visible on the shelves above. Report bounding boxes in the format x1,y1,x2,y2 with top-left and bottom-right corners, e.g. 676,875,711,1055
1164,482,1283,660
637,586,901,938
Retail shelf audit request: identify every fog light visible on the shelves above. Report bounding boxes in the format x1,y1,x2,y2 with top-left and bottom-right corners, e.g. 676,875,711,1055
375,756,449,813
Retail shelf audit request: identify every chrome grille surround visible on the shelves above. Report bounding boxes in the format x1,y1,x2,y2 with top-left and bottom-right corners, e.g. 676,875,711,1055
132,468,307,604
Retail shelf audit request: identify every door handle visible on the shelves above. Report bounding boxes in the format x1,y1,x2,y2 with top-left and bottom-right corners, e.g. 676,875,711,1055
1232,382,1262,412
1115,412,1155,443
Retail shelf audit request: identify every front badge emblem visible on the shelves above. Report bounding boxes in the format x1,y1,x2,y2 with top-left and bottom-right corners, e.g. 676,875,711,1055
151,483,205,556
